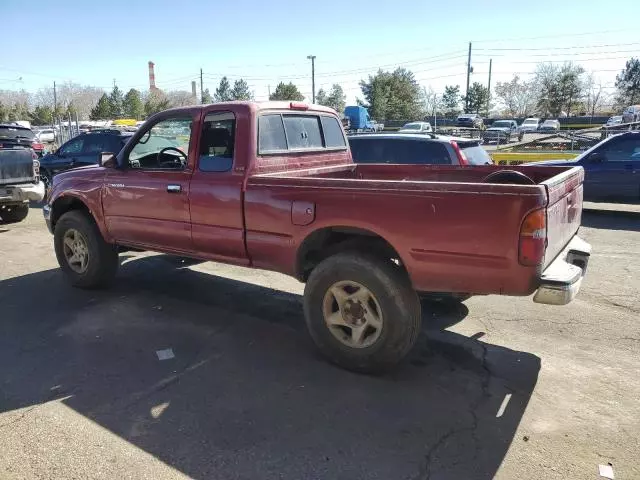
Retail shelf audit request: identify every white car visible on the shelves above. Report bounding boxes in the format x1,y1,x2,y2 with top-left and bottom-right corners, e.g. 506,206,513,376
398,121,432,134
518,118,541,133
37,129,55,143
605,115,623,127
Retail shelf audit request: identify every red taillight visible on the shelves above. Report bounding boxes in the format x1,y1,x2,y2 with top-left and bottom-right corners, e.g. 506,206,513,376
289,102,309,110
450,141,469,165
32,141,44,151
519,209,546,266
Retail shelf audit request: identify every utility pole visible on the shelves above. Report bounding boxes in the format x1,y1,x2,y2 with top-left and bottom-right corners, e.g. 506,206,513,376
465,42,472,113
487,58,492,117
200,68,204,104
307,55,316,103
268,85,271,98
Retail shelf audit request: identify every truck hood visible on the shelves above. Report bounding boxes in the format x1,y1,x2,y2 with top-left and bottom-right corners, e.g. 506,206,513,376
52,164,103,186
485,127,511,132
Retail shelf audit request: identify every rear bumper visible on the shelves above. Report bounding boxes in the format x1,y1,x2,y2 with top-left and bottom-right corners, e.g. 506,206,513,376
533,235,591,305
0,181,45,203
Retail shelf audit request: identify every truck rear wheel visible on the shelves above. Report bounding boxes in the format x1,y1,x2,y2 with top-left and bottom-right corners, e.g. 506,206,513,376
303,252,421,374
0,203,29,224
54,210,119,288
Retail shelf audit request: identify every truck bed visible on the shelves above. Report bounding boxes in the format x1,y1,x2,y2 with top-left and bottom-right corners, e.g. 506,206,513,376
245,164,583,296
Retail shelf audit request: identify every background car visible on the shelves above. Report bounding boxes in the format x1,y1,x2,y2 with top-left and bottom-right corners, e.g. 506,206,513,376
456,114,483,129
530,131,640,201
0,123,44,157
622,105,640,124
397,121,432,133
39,129,133,189
348,133,492,165
483,120,518,143
36,129,55,143
518,117,541,133
538,119,560,133
605,115,623,127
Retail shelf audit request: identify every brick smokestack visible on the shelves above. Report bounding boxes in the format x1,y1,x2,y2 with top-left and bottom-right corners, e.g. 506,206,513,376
191,81,197,98
148,61,157,91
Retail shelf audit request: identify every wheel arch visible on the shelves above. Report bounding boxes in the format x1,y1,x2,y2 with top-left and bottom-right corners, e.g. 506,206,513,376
295,225,408,282
50,195,101,236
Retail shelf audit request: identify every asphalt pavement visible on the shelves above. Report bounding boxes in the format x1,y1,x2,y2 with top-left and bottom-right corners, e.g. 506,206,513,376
0,205,638,479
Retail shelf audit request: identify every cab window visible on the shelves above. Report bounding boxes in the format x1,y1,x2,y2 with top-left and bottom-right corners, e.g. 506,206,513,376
127,117,192,170
199,112,235,172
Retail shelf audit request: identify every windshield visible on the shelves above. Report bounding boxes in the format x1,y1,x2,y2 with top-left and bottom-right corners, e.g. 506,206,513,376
542,120,556,126
400,123,422,130
492,121,511,127
523,119,537,125
0,126,35,140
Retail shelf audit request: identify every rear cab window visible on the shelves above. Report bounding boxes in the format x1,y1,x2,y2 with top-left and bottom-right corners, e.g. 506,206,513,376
258,111,347,154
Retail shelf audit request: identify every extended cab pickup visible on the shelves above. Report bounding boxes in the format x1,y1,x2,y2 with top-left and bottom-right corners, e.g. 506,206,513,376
44,101,591,373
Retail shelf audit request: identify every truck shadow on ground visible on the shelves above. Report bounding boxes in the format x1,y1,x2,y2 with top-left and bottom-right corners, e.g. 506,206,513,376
582,210,640,232
0,255,540,480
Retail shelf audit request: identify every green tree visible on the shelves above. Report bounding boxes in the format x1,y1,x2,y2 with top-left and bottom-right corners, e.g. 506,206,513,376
269,82,304,101
202,88,212,103
324,84,346,113
144,90,171,116
441,85,461,117
31,105,54,125
463,82,490,114
108,85,124,118
359,68,423,121
615,57,640,106
123,88,144,119
535,62,585,116
315,88,327,105
214,77,232,102
90,93,111,120
230,79,253,100
0,100,6,122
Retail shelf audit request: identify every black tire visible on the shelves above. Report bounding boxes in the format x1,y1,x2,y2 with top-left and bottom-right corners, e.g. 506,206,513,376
54,210,119,288
0,204,29,223
303,252,421,374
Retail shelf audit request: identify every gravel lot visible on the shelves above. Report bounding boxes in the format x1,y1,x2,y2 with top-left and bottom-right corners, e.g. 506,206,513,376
1,204,639,480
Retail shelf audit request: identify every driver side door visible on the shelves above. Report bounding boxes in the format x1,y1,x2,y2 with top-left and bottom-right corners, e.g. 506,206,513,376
102,115,195,252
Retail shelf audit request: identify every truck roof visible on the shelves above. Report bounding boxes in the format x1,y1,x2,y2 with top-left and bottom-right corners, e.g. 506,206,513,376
157,101,338,117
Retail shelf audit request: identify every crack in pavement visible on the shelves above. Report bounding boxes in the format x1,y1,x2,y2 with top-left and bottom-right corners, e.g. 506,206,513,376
413,341,494,480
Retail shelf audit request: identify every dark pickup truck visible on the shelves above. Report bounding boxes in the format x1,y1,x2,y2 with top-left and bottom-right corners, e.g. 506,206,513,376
44,101,591,373
0,124,45,223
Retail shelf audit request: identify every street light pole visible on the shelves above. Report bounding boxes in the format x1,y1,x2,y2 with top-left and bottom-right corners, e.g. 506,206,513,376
307,55,316,103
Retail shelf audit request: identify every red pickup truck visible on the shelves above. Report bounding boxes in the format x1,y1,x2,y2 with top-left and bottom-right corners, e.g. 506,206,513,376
43,101,591,373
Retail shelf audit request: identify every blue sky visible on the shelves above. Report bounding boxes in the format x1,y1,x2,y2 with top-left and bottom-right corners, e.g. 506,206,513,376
2,0,639,104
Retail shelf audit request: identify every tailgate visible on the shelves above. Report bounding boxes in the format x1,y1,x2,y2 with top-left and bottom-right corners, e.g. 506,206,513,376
543,166,584,268
0,148,35,186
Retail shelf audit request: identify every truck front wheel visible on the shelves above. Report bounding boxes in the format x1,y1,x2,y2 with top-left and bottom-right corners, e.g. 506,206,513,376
303,252,421,374
54,210,119,288
0,203,29,224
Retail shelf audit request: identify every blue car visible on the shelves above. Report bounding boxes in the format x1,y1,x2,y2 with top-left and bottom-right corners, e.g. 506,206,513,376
532,132,640,202
39,129,133,189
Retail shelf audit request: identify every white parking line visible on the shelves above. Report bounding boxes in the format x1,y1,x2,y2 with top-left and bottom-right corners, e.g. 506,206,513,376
496,393,512,418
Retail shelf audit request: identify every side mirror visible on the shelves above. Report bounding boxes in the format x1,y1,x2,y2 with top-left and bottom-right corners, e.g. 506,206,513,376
589,152,604,163
100,152,117,168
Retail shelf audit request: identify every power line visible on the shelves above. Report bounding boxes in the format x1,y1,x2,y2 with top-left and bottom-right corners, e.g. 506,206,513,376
473,27,637,44
476,41,640,52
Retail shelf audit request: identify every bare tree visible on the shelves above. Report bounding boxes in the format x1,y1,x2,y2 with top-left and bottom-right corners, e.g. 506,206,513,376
165,90,197,107
584,73,605,118
494,75,537,117
34,82,104,119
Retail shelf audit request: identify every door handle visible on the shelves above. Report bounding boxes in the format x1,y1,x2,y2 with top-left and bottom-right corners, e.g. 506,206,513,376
167,184,182,193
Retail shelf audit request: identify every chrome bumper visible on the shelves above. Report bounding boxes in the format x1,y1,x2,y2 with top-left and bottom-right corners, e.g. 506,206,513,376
0,181,45,203
533,235,591,306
